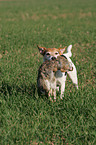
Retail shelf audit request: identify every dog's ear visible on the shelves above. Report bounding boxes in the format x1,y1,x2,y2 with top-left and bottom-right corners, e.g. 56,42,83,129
37,45,46,55
58,47,66,55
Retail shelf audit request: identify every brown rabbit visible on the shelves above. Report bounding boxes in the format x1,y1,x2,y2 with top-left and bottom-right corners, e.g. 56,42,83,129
37,55,73,101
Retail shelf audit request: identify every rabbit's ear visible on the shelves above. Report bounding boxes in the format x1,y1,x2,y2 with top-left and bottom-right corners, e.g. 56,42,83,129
37,45,47,55
58,47,66,55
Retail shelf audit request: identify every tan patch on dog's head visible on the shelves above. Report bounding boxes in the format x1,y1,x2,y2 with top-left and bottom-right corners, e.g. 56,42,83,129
37,45,66,61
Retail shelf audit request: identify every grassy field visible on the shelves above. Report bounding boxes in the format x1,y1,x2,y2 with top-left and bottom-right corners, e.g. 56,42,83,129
0,0,96,144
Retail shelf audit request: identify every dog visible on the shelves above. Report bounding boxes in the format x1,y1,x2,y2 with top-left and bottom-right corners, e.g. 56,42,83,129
37,45,78,99
37,55,73,101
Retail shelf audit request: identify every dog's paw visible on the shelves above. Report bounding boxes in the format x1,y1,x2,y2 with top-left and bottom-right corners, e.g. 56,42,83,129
60,94,64,100
74,84,78,89
56,86,59,91
76,85,78,89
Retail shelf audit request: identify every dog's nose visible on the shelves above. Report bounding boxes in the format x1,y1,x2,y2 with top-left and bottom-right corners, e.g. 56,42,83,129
52,57,56,60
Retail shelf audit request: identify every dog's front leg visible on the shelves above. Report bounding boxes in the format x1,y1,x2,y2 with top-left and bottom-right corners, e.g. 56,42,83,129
56,86,59,91
60,81,66,99
49,89,53,101
53,89,56,101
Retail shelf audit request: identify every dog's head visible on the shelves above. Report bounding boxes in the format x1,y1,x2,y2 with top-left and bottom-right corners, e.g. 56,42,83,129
37,45,66,61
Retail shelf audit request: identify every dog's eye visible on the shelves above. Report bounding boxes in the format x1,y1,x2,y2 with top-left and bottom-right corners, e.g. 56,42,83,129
55,52,59,55
46,53,50,56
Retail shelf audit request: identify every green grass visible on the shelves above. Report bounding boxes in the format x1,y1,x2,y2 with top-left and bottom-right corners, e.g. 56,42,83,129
0,0,96,144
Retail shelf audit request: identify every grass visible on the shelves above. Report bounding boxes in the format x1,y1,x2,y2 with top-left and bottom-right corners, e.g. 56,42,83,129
0,0,96,144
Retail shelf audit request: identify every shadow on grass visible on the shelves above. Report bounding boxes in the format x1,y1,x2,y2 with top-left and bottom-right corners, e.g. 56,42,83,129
0,81,37,98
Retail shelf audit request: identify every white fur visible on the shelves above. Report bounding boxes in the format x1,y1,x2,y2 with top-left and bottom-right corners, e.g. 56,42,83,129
56,45,78,98
55,70,67,99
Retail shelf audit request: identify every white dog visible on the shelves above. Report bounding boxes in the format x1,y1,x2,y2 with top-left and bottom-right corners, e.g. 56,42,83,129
37,45,78,99
37,55,73,101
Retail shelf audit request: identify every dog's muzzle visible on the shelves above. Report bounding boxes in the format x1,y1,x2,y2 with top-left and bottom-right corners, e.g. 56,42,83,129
51,57,56,60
